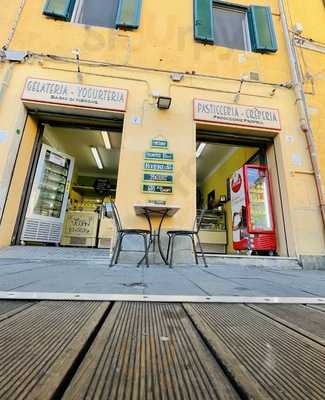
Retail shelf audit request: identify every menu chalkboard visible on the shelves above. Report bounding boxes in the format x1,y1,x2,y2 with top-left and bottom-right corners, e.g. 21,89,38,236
143,184,173,194
143,173,173,183
144,162,174,171
145,151,174,161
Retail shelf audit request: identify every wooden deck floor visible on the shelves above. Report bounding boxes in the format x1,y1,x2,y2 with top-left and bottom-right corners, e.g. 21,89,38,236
1,300,325,399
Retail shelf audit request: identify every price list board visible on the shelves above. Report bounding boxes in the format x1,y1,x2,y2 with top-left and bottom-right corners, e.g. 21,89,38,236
142,139,174,195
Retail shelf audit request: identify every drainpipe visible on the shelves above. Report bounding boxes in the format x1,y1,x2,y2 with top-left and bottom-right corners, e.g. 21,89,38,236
278,0,325,229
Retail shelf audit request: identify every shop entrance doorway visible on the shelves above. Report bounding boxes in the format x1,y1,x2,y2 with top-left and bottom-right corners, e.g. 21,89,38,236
13,120,122,250
196,131,285,256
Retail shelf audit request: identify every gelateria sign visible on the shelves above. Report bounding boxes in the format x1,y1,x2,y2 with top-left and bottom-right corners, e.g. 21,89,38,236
194,99,281,131
21,78,128,112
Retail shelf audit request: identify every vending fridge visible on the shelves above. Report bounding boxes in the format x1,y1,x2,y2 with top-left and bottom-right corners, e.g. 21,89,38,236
230,164,276,254
21,144,74,244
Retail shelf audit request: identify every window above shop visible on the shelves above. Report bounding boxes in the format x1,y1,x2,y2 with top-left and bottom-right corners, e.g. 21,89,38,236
212,4,251,51
194,1,278,53
43,0,142,29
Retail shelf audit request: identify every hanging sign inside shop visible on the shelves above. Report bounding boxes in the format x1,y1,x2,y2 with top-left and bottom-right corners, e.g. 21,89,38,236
144,162,174,172
142,184,173,194
193,99,281,131
21,78,128,112
144,151,174,161
94,178,110,195
151,139,168,149
143,173,173,184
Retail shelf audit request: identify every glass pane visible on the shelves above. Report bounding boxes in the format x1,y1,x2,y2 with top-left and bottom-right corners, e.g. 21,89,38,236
77,0,119,28
247,167,273,231
213,6,247,51
33,151,70,218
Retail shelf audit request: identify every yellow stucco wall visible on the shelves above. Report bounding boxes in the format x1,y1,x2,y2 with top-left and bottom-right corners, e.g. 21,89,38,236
0,0,324,257
283,1,325,188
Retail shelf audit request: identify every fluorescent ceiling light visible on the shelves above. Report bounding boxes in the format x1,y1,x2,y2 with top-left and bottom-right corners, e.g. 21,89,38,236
101,131,111,150
91,146,103,170
196,143,206,158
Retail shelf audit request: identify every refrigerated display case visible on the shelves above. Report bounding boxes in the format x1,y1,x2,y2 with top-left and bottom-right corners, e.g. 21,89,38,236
197,208,227,254
21,144,74,244
230,164,276,253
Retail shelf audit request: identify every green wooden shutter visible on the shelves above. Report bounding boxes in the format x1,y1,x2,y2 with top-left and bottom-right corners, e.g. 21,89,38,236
43,0,76,20
194,0,214,43
248,6,278,53
116,0,142,29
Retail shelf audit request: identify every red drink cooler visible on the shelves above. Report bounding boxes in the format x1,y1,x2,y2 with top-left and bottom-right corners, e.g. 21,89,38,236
230,165,276,253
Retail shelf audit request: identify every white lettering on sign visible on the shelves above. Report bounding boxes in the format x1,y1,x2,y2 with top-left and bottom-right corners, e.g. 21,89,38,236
22,78,128,112
194,99,281,131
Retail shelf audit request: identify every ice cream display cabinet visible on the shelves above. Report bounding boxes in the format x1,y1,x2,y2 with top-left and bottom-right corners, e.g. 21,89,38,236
21,144,74,244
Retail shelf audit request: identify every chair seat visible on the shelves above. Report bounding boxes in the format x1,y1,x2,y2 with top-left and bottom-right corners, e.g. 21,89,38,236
167,230,195,235
120,229,151,234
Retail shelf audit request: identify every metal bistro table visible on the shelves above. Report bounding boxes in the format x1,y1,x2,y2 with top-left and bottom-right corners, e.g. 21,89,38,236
134,204,180,265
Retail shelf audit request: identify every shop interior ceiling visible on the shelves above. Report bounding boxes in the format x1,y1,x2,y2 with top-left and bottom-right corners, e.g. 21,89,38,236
43,125,121,179
196,143,239,183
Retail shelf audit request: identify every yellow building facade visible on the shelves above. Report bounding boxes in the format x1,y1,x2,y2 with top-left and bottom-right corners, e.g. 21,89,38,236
0,0,324,266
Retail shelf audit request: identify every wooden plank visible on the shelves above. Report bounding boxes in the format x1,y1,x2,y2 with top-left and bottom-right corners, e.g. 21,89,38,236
63,302,239,400
0,301,36,322
248,304,325,346
185,303,325,400
0,300,109,400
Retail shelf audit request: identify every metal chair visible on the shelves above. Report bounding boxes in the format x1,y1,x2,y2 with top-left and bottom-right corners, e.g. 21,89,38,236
166,209,208,268
109,201,151,268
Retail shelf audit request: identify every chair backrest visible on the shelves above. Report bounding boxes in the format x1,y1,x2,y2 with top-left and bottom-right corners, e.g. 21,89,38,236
194,209,206,234
110,200,123,232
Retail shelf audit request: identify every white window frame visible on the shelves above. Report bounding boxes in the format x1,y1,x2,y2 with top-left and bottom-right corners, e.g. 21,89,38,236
213,3,252,52
71,0,84,24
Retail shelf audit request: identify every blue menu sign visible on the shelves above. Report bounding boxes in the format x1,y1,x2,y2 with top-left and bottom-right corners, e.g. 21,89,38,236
145,151,174,161
143,184,173,194
144,162,174,171
143,173,173,183
151,139,168,149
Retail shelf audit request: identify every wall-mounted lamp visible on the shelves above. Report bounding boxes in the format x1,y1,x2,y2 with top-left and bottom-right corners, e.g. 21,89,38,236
157,96,172,110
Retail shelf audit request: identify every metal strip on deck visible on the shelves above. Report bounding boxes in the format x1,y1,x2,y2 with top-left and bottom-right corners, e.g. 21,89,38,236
248,304,325,346
63,302,240,400
185,303,325,400
0,301,109,400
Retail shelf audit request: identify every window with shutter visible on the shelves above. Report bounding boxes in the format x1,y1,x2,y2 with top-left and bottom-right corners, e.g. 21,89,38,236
43,0,76,20
194,0,214,43
116,0,142,29
248,6,278,53
44,0,143,30
194,2,278,54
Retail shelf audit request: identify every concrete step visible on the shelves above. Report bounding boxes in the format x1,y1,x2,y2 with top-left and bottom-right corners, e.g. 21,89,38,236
204,254,302,270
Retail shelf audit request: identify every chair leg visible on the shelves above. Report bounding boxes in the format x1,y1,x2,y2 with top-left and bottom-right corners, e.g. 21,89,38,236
196,233,208,267
137,234,150,268
191,235,199,265
169,234,176,268
115,234,124,265
109,234,121,267
166,234,171,262
144,234,150,268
